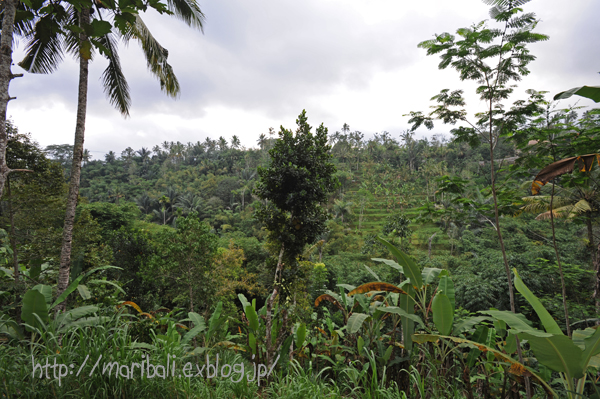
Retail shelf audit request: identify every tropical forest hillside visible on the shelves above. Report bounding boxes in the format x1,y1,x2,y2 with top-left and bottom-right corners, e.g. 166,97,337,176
1,0,600,398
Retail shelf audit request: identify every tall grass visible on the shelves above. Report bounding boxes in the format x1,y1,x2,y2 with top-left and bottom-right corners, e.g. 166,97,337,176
1,309,417,399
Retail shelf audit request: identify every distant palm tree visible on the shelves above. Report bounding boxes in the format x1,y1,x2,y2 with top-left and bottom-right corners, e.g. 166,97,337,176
176,192,204,216
231,135,241,149
135,193,156,215
204,137,216,153
154,195,177,225
257,134,267,150
164,186,180,206
80,149,90,165
521,184,598,249
218,136,228,151
333,198,353,224
137,147,152,163
238,169,256,210
108,185,125,205
105,151,116,163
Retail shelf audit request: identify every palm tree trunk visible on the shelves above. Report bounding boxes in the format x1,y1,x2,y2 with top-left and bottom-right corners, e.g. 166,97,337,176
56,7,90,313
0,0,22,199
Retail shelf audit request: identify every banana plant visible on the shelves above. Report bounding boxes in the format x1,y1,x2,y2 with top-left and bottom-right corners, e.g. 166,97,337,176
344,237,453,353
179,301,236,353
312,307,351,370
485,269,600,399
237,293,293,367
315,284,357,325
16,265,121,335
412,267,600,398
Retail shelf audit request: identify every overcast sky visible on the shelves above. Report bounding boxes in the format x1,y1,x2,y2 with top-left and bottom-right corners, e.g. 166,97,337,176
8,0,600,160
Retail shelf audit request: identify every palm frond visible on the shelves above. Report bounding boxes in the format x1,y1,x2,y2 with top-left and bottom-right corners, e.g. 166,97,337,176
63,5,86,58
12,2,39,38
18,14,65,74
521,195,578,217
567,199,592,218
166,0,205,31
535,204,581,220
482,0,531,7
535,208,564,221
124,15,180,98
99,32,131,116
520,198,549,215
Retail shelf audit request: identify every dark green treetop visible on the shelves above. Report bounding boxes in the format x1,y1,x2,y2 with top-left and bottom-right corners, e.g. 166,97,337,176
254,110,339,262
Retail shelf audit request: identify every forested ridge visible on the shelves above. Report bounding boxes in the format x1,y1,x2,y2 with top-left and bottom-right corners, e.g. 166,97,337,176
1,0,600,397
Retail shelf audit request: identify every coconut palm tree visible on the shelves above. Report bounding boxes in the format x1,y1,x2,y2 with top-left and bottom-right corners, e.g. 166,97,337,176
333,198,353,224
135,193,156,215
17,0,205,310
257,133,267,150
176,192,204,217
104,150,116,163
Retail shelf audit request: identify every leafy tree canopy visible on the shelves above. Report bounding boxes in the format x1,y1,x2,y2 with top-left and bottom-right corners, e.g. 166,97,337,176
255,110,339,261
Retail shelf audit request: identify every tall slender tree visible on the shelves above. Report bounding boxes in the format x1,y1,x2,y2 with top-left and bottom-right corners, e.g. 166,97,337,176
18,0,205,311
0,0,31,200
254,110,339,367
407,0,548,396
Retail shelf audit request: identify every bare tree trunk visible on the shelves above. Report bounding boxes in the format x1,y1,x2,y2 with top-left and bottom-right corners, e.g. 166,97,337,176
549,180,570,336
56,7,90,313
588,215,595,261
491,158,532,399
0,0,22,199
428,232,437,259
587,215,597,320
265,245,284,368
594,242,600,324
488,117,531,398
189,283,194,313
7,177,21,324
7,177,18,278
289,293,296,362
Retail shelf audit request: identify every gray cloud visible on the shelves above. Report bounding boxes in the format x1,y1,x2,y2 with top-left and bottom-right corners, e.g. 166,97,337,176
6,0,600,159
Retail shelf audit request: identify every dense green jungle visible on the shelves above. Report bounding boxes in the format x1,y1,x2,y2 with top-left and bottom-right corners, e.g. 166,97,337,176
1,0,600,398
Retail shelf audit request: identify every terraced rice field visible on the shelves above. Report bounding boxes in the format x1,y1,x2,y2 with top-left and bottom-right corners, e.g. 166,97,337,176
339,182,450,255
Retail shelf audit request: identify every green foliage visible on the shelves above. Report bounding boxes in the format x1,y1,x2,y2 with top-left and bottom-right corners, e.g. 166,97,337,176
78,201,140,235
255,110,339,262
5,0,600,395
106,227,157,310
145,213,217,313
